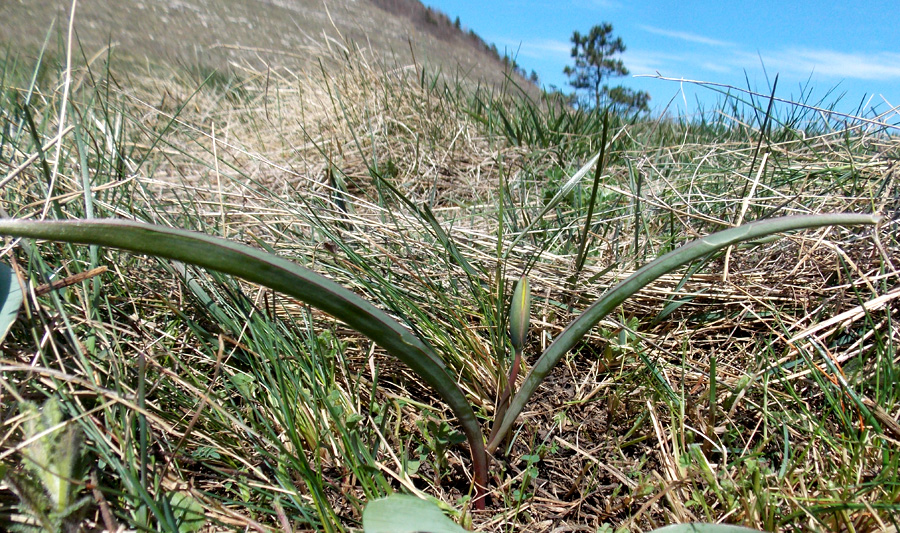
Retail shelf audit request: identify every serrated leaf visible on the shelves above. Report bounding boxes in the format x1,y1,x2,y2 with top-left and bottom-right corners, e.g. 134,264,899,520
363,494,467,533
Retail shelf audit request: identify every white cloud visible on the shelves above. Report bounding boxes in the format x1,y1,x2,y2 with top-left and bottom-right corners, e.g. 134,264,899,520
571,0,622,10
755,48,900,81
699,61,732,74
626,46,900,84
621,50,684,75
640,25,734,48
493,37,572,61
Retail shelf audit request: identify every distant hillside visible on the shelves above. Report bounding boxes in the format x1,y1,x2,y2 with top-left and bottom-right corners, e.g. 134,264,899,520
0,0,532,88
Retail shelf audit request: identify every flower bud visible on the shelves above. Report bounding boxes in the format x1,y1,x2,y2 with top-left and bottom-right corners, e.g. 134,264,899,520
509,276,531,352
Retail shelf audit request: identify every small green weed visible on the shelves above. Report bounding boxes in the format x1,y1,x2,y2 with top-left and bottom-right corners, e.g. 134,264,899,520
3,399,90,533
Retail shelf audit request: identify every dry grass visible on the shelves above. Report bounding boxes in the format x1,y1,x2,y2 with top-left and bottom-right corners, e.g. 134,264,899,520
0,0,529,94
0,32,899,532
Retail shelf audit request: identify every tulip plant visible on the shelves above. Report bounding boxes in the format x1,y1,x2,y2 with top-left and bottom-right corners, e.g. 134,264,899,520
0,212,880,511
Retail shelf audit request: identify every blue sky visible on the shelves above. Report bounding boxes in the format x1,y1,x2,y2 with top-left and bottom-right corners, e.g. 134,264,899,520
422,0,900,118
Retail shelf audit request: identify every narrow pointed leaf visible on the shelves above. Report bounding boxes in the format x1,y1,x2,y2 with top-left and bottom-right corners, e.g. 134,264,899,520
488,213,880,451
503,151,599,257
0,218,488,504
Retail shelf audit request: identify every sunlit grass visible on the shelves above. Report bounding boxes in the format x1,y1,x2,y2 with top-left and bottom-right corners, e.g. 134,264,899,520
0,33,897,532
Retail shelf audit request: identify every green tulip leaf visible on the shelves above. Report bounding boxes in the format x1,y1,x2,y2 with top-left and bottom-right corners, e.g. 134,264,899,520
0,262,23,345
0,217,488,506
489,213,881,451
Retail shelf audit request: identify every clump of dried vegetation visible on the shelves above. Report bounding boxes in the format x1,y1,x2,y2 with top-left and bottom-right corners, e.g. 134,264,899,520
0,31,898,533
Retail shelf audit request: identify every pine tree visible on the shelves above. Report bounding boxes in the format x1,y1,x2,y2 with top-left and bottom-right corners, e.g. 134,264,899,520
563,23,649,112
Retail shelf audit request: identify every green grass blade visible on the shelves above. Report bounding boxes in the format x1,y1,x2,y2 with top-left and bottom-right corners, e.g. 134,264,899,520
567,111,609,311
487,213,881,452
0,218,488,506
502,151,600,258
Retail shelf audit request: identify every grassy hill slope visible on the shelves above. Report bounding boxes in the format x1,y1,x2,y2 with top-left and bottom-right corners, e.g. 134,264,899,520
0,0,529,88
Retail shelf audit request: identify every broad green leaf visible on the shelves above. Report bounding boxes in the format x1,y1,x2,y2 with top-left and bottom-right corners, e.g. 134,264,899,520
0,262,23,344
363,494,467,533
488,213,881,451
649,524,761,533
0,218,488,506
228,372,257,397
169,491,206,533
12,397,90,532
